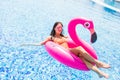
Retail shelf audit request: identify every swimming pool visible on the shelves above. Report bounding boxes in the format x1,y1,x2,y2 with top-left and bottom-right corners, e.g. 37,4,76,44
0,0,120,80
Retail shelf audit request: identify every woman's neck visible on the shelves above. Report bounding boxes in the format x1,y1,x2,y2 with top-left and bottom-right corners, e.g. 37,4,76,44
55,34,61,38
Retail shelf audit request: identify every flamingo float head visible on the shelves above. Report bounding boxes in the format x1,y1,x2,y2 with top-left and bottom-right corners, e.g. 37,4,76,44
84,21,97,43
68,17,97,44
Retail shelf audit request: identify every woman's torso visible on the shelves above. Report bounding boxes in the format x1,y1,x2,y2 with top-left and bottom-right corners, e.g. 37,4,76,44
51,36,69,49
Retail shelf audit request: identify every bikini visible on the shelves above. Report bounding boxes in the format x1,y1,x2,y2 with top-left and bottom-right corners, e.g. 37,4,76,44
51,36,80,57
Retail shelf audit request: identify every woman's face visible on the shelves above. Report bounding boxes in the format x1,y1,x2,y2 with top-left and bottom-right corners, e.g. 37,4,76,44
54,23,63,35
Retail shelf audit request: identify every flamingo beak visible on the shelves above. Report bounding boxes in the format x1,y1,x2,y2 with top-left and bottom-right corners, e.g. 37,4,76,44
91,32,97,43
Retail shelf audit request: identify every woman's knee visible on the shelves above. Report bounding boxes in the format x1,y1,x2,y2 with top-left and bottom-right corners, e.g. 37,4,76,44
76,46,87,54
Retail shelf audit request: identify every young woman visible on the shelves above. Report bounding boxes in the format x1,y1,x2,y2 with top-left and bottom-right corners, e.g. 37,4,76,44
22,22,110,79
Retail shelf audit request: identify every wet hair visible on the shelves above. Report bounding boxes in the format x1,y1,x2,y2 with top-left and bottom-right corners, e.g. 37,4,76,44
50,22,64,37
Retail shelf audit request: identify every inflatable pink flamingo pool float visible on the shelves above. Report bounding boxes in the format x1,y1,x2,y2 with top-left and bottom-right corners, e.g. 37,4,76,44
45,17,97,71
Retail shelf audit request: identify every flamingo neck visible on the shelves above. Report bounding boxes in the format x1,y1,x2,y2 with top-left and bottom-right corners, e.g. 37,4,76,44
68,19,85,45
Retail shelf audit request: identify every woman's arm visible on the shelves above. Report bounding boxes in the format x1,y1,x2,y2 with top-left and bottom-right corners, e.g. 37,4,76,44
21,36,51,46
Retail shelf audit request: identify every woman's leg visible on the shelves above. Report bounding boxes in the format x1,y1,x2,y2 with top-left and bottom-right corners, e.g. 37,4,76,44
80,57,109,79
69,47,110,68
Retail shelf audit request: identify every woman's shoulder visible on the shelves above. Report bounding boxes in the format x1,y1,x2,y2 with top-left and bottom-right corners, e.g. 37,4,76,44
46,36,52,40
46,36,54,41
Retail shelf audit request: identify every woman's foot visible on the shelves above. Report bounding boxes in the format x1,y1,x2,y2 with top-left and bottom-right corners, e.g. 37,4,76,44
97,71,109,79
95,60,110,68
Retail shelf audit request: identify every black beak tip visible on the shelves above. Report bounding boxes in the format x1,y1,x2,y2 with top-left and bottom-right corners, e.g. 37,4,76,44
91,32,97,43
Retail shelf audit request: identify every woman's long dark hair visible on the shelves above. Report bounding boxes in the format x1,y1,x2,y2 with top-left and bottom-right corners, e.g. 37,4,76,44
50,22,64,37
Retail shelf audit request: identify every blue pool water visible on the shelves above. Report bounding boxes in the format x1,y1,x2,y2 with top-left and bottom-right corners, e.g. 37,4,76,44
0,0,120,80
104,0,120,9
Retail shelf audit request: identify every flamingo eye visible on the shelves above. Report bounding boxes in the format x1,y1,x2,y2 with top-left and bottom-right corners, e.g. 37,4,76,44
84,22,90,29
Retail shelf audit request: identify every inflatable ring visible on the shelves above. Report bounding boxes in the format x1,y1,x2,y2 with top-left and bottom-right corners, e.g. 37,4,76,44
45,17,97,71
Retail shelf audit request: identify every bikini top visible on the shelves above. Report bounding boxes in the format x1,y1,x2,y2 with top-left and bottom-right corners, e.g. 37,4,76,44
50,36,68,43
